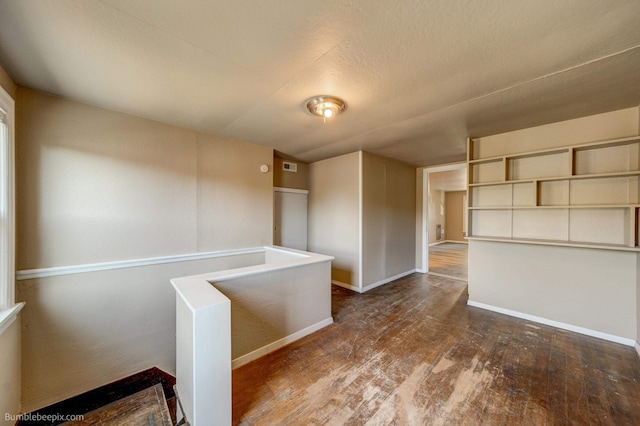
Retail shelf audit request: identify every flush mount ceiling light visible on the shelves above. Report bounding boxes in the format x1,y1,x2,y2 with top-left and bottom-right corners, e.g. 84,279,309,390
306,95,346,123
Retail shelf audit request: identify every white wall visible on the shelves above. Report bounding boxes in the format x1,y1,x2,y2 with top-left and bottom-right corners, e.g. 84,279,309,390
15,88,274,411
468,107,640,343
308,152,361,287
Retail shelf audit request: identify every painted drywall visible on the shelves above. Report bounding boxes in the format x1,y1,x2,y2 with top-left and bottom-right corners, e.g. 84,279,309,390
362,152,416,287
273,157,309,190
16,88,273,269
309,151,415,290
15,88,275,410
415,169,424,271
637,255,640,345
468,107,640,341
428,190,445,245
213,262,331,360
16,88,197,268
196,133,273,251
469,240,637,339
0,319,20,425
18,251,264,412
308,152,360,287
0,64,16,99
471,107,639,158
445,191,465,242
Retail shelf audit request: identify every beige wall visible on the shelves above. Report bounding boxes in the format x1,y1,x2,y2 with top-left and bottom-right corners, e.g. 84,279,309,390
15,88,274,410
637,256,640,344
273,156,309,190
17,88,272,269
428,189,445,245
362,152,416,287
0,64,16,99
309,151,416,291
196,133,273,251
0,319,21,425
445,191,465,242
0,65,20,426
308,152,360,286
18,252,263,412
468,107,640,342
470,241,637,339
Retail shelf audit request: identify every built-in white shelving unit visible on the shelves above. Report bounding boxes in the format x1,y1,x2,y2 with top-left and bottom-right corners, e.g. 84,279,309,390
466,135,640,251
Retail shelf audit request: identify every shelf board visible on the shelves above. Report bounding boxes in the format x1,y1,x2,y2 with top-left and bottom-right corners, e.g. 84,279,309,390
468,156,504,166
572,135,640,152
468,135,640,164
468,170,640,187
469,206,537,210
469,179,529,187
468,147,570,165
545,170,640,182
466,236,640,252
469,205,640,210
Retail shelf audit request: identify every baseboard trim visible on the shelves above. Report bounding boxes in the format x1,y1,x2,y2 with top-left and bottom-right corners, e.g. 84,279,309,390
427,271,467,282
361,270,416,293
635,341,640,359
467,300,636,347
331,270,416,294
331,280,362,293
231,317,334,369
429,240,468,247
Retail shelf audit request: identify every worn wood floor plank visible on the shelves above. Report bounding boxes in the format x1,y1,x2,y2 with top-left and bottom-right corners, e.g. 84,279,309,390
232,274,640,425
61,384,171,426
428,242,468,280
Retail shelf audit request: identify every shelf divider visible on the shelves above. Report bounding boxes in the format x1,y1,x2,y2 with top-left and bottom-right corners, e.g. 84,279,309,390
467,134,640,252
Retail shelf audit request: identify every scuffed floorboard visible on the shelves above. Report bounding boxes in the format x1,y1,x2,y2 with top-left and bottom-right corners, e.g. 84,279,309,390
232,274,640,425
428,242,468,280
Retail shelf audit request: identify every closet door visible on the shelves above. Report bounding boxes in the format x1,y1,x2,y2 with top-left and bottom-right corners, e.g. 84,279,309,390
274,189,308,250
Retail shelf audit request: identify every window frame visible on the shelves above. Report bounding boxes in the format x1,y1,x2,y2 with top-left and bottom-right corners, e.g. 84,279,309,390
0,83,22,335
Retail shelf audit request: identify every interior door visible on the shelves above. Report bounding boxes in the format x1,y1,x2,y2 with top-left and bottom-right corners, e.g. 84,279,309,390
274,190,308,250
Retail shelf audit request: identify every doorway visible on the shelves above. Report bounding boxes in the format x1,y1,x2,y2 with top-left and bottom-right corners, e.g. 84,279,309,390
417,163,469,281
273,188,308,250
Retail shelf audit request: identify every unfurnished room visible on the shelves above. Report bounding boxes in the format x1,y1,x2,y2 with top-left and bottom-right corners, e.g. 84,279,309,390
0,1,640,425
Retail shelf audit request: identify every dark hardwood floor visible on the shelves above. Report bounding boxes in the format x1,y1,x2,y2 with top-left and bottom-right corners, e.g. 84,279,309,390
429,242,468,281
233,274,640,425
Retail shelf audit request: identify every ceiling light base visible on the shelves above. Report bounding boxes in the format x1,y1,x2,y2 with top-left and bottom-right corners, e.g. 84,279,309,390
306,96,346,122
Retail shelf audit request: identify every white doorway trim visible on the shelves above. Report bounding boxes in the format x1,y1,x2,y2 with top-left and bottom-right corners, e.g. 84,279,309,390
416,162,467,273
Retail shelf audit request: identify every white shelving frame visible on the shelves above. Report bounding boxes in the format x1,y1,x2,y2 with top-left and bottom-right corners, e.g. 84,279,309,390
466,135,640,251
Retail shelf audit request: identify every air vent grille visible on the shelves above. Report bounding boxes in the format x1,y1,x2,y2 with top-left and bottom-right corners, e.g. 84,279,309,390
283,161,298,172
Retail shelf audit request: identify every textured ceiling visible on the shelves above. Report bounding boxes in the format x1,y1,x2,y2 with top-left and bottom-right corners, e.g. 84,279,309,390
1,0,640,166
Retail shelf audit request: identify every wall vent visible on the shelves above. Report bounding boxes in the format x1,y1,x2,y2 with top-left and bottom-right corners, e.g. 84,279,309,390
283,161,298,172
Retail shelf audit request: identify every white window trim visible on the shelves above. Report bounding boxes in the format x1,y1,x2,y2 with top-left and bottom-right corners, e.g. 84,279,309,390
0,83,21,334
0,302,24,335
